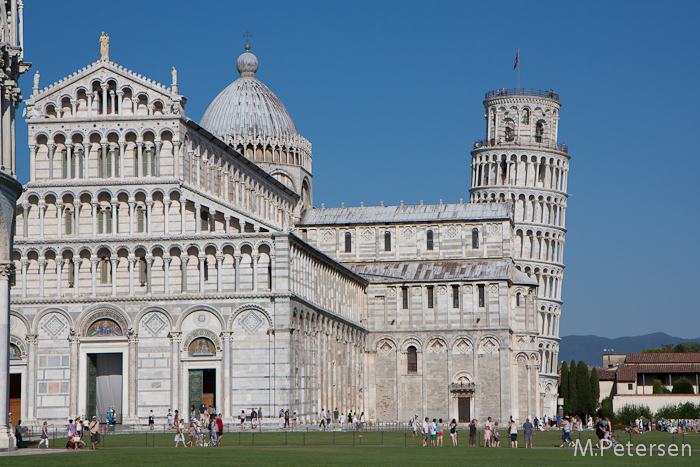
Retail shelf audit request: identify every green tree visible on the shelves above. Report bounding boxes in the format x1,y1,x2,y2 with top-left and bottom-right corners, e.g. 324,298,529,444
590,367,600,411
672,377,695,394
673,342,700,353
599,396,613,420
576,361,593,416
560,362,569,414
652,379,670,394
568,359,578,415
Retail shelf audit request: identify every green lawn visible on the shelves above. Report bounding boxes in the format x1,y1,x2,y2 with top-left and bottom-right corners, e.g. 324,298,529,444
8,430,698,466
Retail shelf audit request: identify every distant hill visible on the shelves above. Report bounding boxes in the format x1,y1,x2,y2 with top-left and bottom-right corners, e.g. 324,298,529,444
559,333,700,366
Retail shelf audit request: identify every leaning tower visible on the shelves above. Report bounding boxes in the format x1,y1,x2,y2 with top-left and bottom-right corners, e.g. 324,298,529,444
469,88,570,416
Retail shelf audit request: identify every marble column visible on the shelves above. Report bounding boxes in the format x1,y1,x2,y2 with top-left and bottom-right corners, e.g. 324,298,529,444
198,254,205,293
221,331,233,422
169,332,182,416
215,254,223,293
38,201,45,238
21,203,28,238
128,201,135,235
38,259,46,296
180,255,188,293
24,334,38,424
163,257,171,294
0,264,14,446
20,258,27,297
74,259,80,297
146,200,153,235
91,202,98,236
164,200,170,234
180,199,186,234
68,330,79,421
125,330,139,424
233,255,241,292
252,254,260,292
194,203,201,233
146,255,153,295
56,259,64,297
128,256,135,296
90,257,97,296
111,258,118,296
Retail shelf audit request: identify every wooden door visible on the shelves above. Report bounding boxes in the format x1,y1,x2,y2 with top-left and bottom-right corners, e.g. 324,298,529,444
458,397,470,423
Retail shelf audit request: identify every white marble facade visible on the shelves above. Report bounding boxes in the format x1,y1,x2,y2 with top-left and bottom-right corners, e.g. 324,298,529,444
8,45,569,426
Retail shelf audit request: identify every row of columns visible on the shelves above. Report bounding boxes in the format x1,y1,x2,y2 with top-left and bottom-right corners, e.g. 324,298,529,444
32,140,165,183
472,157,568,192
16,253,275,298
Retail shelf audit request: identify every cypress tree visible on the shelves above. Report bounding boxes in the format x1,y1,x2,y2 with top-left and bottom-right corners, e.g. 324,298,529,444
560,361,569,414
590,367,600,411
577,360,593,416
568,359,578,416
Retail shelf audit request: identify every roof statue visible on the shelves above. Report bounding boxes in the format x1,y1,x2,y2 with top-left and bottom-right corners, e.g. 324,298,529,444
171,66,177,86
33,71,39,92
99,31,109,61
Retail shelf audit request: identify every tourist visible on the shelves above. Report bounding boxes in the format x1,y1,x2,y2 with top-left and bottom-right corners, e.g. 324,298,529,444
89,416,100,449
216,413,224,444
509,419,518,448
167,409,174,429
560,416,573,447
149,410,155,430
594,416,605,449
39,421,50,448
258,408,263,426
188,423,197,447
429,418,437,447
319,408,326,428
422,417,429,447
75,417,82,437
83,418,90,436
359,412,365,430
107,406,115,425
469,419,477,446
251,408,258,429
333,408,339,424
14,419,24,448
174,419,186,447
293,410,298,428
352,412,359,430
483,419,491,447
190,405,196,422
284,409,290,429
523,418,533,448
326,409,332,428
449,419,457,446
412,415,419,437
239,410,246,429
437,418,444,446
338,412,346,425
174,409,179,428
493,422,500,447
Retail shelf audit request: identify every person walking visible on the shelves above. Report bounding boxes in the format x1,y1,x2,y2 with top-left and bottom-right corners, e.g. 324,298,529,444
509,419,518,448
319,408,326,429
14,420,24,448
333,408,339,425
239,410,246,429
149,410,155,430
523,418,533,448
167,409,174,429
75,417,82,437
483,418,491,447
559,416,573,447
251,408,257,429
421,417,429,447
174,419,186,447
216,413,224,444
39,421,50,448
89,416,100,449
450,419,458,446
326,409,332,428
429,418,437,447
493,422,500,447
469,419,477,446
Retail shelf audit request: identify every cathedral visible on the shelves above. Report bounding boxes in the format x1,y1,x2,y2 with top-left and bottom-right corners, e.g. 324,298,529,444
7,37,569,427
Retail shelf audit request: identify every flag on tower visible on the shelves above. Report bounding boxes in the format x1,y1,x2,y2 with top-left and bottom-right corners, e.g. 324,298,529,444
514,49,519,70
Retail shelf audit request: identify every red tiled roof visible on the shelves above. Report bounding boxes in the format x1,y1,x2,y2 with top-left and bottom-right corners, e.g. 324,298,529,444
597,369,617,381
615,363,700,382
624,353,700,364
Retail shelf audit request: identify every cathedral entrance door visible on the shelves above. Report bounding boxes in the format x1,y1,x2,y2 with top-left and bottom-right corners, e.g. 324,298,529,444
189,369,217,411
458,397,471,423
87,353,123,424
9,374,21,427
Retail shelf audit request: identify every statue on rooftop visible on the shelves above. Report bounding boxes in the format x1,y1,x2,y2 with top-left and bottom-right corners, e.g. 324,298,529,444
99,31,109,61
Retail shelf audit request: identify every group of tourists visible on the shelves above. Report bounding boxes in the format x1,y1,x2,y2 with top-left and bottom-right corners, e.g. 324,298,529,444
53,416,101,449
411,416,534,449
318,408,364,429
174,411,223,447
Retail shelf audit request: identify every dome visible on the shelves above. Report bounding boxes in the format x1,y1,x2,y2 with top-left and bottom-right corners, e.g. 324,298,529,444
200,47,298,139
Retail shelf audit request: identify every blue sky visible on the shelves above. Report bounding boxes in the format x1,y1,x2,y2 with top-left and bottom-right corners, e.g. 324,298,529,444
19,0,700,338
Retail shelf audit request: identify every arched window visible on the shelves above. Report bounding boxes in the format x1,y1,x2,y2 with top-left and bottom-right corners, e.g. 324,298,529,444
201,211,210,231
75,147,85,178
137,207,146,233
505,119,515,142
98,207,112,234
535,121,544,143
100,257,110,284
384,231,391,252
522,109,529,125
143,147,153,176
345,232,352,253
203,259,209,282
139,257,147,286
407,346,418,374
426,230,434,251
61,148,68,179
65,209,72,235
472,228,479,249
68,259,75,288
516,292,521,307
